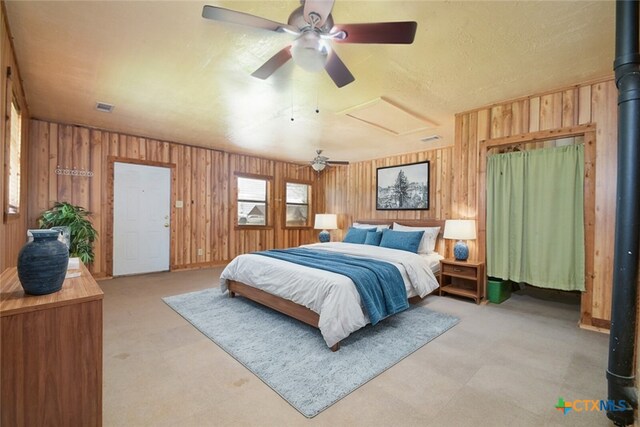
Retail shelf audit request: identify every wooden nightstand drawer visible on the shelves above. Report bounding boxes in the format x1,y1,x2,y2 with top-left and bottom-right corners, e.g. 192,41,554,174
439,259,485,304
442,263,477,278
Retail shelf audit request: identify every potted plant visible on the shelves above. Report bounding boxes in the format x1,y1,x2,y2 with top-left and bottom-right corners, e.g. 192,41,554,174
38,202,98,264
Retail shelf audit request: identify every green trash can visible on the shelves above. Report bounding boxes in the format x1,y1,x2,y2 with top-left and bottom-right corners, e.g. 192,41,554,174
487,278,511,304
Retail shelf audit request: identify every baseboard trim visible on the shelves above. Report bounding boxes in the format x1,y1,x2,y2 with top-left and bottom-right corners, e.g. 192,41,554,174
579,317,611,334
171,261,230,271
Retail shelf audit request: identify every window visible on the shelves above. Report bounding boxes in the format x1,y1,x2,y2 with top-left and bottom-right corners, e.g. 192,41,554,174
285,182,311,227
237,176,268,226
5,91,22,217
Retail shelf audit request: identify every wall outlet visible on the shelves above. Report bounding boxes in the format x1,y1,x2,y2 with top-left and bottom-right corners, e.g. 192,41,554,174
175,200,183,208
197,248,204,256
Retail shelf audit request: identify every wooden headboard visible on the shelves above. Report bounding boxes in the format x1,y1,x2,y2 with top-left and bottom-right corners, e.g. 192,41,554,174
354,219,447,255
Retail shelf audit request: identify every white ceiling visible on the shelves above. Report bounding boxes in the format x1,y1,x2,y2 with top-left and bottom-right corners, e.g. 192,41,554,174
5,1,614,163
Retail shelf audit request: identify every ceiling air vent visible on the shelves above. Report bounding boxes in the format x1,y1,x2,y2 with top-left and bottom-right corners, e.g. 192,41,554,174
420,135,441,143
95,102,114,113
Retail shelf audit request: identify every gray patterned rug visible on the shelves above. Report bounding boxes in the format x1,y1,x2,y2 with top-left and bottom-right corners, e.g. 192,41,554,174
163,288,459,418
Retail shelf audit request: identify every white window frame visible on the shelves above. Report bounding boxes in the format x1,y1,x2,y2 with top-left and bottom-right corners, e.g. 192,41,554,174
4,74,22,220
235,173,272,228
284,180,312,228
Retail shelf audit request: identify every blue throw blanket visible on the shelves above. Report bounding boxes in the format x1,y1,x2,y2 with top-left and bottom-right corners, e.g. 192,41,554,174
254,248,408,325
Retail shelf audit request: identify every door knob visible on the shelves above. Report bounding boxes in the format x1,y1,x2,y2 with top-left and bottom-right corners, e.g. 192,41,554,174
164,223,169,228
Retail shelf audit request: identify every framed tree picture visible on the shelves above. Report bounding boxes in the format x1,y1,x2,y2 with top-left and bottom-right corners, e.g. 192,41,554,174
376,161,430,210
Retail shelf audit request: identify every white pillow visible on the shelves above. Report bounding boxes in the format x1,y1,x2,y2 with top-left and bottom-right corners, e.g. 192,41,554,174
392,223,440,254
352,222,391,232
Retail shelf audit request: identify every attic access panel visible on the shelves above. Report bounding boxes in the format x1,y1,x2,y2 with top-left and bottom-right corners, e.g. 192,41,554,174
342,97,436,135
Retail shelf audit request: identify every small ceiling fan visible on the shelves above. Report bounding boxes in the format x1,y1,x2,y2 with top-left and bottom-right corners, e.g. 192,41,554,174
202,0,417,88
307,149,349,172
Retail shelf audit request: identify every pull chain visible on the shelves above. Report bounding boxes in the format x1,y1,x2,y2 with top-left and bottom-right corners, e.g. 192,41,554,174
290,85,294,121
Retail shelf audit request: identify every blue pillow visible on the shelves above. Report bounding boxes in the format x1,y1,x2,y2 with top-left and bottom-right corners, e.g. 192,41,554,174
364,231,383,246
379,229,424,253
343,227,376,244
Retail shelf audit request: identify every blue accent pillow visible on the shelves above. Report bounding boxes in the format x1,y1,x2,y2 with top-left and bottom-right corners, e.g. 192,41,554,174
364,231,383,246
379,229,425,253
343,227,376,244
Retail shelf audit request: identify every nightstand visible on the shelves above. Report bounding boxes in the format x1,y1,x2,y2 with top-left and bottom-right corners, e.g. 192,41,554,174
439,259,485,304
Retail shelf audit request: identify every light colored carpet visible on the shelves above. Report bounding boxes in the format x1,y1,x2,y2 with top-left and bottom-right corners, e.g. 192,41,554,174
101,268,610,426
163,288,459,418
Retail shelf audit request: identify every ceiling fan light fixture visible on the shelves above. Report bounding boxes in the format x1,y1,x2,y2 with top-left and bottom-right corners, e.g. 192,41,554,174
311,161,326,172
291,31,329,73
202,3,418,87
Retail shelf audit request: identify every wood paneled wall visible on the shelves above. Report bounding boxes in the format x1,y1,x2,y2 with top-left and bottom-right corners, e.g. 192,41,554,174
321,147,454,243
454,77,617,328
0,4,30,273
27,119,323,277
322,76,617,328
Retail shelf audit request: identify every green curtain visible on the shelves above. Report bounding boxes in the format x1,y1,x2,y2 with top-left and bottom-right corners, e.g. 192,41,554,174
486,144,585,291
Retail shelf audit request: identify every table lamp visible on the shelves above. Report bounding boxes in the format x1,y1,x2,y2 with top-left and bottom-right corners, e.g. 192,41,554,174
443,219,476,261
314,214,338,243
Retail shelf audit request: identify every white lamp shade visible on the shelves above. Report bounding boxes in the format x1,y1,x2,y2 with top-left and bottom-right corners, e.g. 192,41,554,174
443,219,476,240
314,214,338,230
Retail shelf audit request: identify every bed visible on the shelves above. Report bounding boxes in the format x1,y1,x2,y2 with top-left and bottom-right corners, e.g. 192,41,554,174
219,219,445,351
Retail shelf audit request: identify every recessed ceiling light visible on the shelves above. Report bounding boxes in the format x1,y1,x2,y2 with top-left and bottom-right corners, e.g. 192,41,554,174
95,102,114,113
420,135,441,143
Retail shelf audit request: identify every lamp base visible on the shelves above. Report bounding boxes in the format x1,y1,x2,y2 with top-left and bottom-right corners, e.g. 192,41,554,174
453,240,469,261
318,230,330,243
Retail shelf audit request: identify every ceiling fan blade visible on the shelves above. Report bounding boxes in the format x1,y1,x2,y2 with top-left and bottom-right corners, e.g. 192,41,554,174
202,5,295,33
327,160,349,165
332,22,418,44
251,46,292,79
303,0,335,27
325,50,355,88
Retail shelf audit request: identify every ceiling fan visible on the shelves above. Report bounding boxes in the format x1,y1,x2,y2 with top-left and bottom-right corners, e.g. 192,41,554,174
307,149,349,172
202,0,417,88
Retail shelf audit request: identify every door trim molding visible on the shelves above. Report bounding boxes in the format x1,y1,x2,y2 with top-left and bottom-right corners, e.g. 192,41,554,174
106,156,176,277
478,125,597,328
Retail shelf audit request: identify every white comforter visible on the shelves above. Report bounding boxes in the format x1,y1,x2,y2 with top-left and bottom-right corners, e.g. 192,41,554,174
219,242,441,347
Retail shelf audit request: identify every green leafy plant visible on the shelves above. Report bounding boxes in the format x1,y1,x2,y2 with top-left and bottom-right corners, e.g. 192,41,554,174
38,202,98,264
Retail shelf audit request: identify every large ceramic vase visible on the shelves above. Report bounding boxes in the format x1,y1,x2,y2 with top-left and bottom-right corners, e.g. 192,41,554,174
17,229,69,295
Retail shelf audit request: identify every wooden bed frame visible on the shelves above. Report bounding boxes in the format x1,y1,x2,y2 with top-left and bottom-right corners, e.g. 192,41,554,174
227,219,446,352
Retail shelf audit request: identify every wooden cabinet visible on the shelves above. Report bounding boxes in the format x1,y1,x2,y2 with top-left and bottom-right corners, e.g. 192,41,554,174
1,264,103,426
439,259,485,304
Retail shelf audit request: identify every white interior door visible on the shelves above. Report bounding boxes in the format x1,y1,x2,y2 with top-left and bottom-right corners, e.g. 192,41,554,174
113,162,171,276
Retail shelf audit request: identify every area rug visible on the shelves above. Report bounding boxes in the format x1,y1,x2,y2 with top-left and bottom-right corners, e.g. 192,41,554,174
163,288,459,418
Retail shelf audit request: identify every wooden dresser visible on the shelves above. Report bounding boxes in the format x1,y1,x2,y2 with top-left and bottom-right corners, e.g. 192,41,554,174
0,264,103,426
